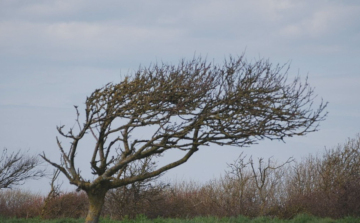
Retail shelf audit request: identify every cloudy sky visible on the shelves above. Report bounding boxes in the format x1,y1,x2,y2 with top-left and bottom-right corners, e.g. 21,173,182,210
1,0,359,194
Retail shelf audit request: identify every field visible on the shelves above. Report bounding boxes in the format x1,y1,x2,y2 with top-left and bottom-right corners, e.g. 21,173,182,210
1,215,360,223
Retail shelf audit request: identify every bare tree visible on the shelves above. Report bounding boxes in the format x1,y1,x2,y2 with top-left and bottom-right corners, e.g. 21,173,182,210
41,55,327,223
41,169,62,219
249,156,293,215
0,148,45,189
224,153,293,216
223,153,255,216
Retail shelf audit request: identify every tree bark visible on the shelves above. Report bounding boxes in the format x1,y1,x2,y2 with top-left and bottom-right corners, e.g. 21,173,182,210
85,188,108,223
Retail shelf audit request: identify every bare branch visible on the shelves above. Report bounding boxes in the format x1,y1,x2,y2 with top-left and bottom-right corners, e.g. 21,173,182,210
0,149,45,189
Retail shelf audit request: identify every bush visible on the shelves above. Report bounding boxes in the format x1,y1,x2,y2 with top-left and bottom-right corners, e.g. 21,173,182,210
103,182,168,220
41,191,88,219
0,189,43,218
281,134,360,219
2,135,360,220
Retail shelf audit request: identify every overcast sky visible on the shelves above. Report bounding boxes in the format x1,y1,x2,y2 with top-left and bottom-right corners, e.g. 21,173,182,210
1,0,359,194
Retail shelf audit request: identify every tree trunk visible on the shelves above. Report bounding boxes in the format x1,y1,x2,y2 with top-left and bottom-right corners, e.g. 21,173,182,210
85,188,108,223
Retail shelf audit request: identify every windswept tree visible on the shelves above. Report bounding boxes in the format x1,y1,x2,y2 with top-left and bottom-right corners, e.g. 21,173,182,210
0,148,45,189
41,56,327,223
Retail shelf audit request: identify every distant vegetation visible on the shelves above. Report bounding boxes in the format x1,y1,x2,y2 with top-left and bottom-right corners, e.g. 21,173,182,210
0,134,359,221
0,214,360,223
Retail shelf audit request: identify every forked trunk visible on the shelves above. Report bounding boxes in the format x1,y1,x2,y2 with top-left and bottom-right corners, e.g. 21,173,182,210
85,188,108,223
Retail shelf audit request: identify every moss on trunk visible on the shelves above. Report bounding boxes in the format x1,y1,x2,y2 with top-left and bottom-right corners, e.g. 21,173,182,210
85,188,108,223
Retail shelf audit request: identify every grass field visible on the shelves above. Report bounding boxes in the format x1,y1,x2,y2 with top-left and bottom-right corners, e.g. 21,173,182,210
1,214,359,223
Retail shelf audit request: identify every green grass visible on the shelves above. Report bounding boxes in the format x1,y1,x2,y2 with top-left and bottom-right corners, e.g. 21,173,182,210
0,214,359,223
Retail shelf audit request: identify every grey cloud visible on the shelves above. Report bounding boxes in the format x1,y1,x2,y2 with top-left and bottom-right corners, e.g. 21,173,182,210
1,1,359,61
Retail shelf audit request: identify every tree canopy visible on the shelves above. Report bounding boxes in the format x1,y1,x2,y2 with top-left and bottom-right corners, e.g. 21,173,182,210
41,55,327,223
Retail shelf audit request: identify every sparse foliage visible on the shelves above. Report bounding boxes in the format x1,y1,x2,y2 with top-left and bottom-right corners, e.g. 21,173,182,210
41,55,327,223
